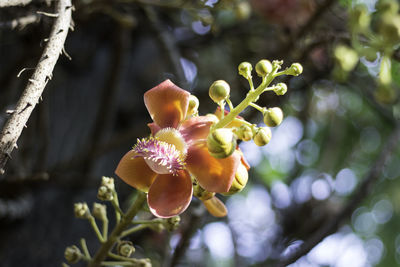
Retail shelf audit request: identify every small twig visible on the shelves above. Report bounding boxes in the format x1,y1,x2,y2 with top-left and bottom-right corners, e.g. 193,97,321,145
0,14,40,30
275,124,400,266
36,11,59,17
0,0,72,177
0,0,32,7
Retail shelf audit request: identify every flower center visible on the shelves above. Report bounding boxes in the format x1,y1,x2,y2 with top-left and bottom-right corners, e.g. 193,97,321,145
155,127,188,156
133,136,185,175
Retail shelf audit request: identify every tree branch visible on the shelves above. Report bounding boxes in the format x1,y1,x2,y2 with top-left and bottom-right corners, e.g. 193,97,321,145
0,0,72,176
275,124,400,267
0,0,32,7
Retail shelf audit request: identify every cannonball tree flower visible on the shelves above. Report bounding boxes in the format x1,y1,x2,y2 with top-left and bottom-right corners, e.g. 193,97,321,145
115,80,243,218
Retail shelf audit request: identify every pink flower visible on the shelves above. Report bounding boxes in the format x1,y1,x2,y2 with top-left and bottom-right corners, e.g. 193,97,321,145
115,80,241,218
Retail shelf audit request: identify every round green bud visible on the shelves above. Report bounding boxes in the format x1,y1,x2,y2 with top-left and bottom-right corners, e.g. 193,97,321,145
334,45,359,72
209,80,230,103
287,63,303,76
74,202,90,219
236,124,253,141
64,245,82,264
238,62,253,79
378,14,400,45
222,163,248,196
263,107,283,127
274,83,287,96
350,4,371,31
117,241,135,258
255,59,273,77
187,95,199,116
377,0,399,15
92,203,107,221
253,127,272,146
207,128,237,158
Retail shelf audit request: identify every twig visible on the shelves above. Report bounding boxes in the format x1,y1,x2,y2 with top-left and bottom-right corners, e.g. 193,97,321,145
0,0,72,176
275,124,400,267
0,14,40,30
0,0,32,7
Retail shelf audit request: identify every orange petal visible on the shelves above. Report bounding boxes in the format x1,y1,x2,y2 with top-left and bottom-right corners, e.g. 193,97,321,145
144,80,190,129
115,150,157,192
147,170,193,218
202,196,227,217
147,123,161,136
179,116,214,144
186,141,241,193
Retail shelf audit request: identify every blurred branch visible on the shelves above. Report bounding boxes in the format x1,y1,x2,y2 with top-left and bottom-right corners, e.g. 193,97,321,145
0,0,72,176
0,14,40,30
0,0,32,7
275,124,400,267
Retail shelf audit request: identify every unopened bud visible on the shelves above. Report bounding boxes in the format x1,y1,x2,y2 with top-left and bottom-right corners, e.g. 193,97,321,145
236,124,253,141
207,128,237,158
165,216,181,232
64,245,82,264
350,4,371,31
253,127,272,146
117,241,135,257
274,83,287,96
238,62,253,79
286,63,303,76
92,203,107,221
101,176,115,191
74,202,91,219
378,14,400,45
263,107,283,127
193,182,215,201
334,45,359,72
255,59,273,77
97,185,114,201
209,80,230,103
187,95,199,116
222,163,248,195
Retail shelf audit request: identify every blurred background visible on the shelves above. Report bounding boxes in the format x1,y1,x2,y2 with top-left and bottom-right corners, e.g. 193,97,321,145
1,0,400,266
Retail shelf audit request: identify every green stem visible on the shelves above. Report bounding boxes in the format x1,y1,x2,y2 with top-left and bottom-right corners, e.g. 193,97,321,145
212,73,275,130
80,238,91,259
111,191,123,223
88,216,105,243
247,76,255,91
88,191,147,267
249,102,265,113
108,252,137,262
131,219,163,225
121,224,150,238
101,261,135,266
102,217,109,240
226,98,234,111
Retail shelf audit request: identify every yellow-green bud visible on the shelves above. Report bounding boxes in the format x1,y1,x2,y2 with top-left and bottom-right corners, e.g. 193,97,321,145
207,128,237,158
238,62,253,79
253,127,272,146
274,83,287,96
187,95,199,116
378,14,400,45
286,63,303,76
209,80,230,103
235,1,251,21
334,45,359,72
74,202,91,219
97,185,114,201
117,241,135,257
236,124,253,141
350,4,371,31
101,176,115,191
92,203,107,221
64,245,82,264
263,107,283,127
377,0,399,15
255,59,273,77
193,181,215,200
165,216,181,232
222,163,248,195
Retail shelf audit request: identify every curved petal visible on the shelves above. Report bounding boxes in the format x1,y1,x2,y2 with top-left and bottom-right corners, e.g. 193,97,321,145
186,141,241,193
179,116,214,144
115,150,157,192
147,123,161,136
144,80,190,129
147,170,193,218
202,196,227,217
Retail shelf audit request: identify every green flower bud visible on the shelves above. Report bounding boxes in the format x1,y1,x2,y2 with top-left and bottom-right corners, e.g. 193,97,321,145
350,4,371,31
378,14,400,45
64,245,82,264
207,128,237,158
165,216,181,232
286,63,303,76
255,59,273,77
193,181,215,200
263,107,283,127
235,1,251,21
377,0,399,15
274,83,287,96
238,62,253,79
222,163,248,195
101,176,115,191
117,241,135,257
236,124,253,141
97,185,114,201
253,127,272,146
92,203,107,221
334,45,359,72
74,202,91,219
209,80,230,103
187,95,199,116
